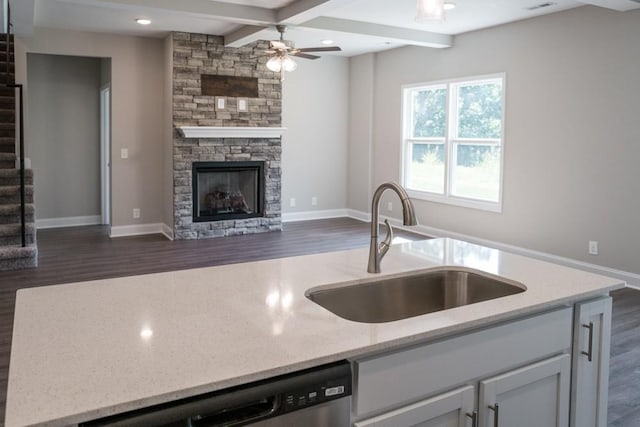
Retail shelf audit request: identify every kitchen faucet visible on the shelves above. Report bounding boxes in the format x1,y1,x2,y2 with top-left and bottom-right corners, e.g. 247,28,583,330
368,182,418,273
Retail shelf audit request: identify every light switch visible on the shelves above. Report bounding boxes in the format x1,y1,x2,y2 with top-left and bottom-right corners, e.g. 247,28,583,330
120,148,129,159
238,98,248,112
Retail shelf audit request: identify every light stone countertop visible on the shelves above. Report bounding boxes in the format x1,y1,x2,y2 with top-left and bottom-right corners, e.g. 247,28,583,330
5,238,625,427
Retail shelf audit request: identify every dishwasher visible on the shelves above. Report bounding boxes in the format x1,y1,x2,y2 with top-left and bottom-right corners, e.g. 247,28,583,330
81,361,352,427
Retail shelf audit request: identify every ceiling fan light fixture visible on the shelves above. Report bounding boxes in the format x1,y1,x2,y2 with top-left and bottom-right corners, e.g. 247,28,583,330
281,55,297,72
266,56,282,72
415,0,445,22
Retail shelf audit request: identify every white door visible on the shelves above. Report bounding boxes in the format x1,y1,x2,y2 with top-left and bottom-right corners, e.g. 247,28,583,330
479,354,571,427
100,85,110,225
571,297,612,427
354,385,476,427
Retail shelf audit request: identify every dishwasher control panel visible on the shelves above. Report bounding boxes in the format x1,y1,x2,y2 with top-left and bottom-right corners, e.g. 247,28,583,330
281,368,351,413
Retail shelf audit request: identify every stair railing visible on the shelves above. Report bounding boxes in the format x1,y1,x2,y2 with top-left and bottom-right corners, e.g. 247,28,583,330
5,1,26,247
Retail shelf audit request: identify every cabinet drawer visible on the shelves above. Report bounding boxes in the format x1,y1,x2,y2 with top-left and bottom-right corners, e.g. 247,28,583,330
352,307,572,418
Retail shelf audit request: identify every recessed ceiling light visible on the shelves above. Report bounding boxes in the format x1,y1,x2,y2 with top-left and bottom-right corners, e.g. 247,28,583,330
444,2,456,10
136,18,152,25
321,39,334,45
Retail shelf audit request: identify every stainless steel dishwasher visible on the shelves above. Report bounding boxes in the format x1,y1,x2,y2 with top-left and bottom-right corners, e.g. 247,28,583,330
81,361,352,427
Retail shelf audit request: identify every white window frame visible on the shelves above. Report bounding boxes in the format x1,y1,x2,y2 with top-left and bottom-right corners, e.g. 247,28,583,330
401,73,506,213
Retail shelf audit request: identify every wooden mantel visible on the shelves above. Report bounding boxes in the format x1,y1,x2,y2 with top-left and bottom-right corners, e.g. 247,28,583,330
177,126,287,139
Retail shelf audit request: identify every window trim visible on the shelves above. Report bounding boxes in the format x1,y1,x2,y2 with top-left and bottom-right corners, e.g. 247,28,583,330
401,73,506,213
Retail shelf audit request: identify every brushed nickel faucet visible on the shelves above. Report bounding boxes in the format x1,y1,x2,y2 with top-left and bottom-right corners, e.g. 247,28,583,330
368,182,418,273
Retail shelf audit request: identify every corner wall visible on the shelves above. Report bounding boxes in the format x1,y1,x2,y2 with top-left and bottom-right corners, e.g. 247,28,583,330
163,34,174,236
357,6,640,274
282,55,349,216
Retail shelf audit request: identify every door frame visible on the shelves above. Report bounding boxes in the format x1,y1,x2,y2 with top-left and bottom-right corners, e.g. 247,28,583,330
100,84,111,226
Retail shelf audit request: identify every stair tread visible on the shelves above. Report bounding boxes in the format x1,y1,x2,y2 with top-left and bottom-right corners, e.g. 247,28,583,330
0,203,35,215
0,185,34,195
0,168,33,177
0,221,35,231
0,152,16,159
0,244,37,260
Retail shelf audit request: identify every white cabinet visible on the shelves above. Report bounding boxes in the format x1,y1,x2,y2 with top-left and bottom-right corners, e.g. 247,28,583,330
570,297,612,427
352,308,573,419
354,354,571,427
351,299,613,427
354,386,475,427
479,354,571,427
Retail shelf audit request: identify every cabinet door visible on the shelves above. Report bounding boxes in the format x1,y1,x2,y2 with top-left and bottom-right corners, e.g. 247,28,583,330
479,354,571,427
354,385,475,427
570,296,612,427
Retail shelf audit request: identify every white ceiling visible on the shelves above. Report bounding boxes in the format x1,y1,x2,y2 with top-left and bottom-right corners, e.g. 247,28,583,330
14,0,640,56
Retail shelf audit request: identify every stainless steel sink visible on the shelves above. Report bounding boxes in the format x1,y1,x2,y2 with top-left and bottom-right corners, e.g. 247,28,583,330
306,268,526,323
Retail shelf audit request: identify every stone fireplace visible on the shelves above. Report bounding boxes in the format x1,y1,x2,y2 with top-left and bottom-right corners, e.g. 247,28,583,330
171,32,283,240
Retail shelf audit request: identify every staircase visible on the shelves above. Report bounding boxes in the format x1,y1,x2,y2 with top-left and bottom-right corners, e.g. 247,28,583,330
0,33,37,270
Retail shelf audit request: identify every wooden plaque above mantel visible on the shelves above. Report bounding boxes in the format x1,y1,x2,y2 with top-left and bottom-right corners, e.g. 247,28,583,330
201,75,259,98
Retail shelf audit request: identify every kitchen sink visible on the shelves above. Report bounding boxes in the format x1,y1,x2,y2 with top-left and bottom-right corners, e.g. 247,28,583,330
306,268,526,323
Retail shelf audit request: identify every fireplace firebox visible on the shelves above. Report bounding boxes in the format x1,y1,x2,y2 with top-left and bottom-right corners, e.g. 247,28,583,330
192,161,265,222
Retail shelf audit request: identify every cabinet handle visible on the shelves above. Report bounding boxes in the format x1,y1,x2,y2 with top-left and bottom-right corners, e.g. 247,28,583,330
488,404,499,427
466,410,478,427
582,322,594,362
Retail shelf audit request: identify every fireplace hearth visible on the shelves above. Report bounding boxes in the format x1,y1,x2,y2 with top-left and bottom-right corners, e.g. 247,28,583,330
193,161,264,222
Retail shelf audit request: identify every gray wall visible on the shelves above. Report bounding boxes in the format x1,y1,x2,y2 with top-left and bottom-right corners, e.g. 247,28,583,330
16,28,165,228
282,55,349,214
163,34,173,234
350,6,640,274
348,53,375,213
26,53,101,220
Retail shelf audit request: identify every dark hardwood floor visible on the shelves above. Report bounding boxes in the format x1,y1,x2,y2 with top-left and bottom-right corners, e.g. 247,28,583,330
0,217,637,426
608,287,640,426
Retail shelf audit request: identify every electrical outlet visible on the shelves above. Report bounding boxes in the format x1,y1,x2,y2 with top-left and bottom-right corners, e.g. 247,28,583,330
588,241,598,255
120,148,129,159
387,202,393,212
133,208,141,219
311,196,318,206
290,198,296,208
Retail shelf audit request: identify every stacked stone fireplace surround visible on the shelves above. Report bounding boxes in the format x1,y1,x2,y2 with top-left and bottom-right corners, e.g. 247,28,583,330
172,32,282,239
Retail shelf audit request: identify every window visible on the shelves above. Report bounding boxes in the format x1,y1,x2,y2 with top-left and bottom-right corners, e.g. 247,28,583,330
402,74,505,212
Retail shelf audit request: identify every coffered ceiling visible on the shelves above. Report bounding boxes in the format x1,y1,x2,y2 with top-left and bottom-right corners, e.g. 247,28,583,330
12,0,640,56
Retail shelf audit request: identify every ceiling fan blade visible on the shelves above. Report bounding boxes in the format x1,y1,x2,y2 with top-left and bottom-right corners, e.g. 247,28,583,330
297,46,342,53
291,52,320,60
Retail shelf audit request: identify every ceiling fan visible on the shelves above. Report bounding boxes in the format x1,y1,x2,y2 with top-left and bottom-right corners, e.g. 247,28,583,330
264,25,342,80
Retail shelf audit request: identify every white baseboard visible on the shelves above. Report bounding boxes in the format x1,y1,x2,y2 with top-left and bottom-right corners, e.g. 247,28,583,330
282,209,351,223
161,223,174,240
110,223,171,239
347,209,639,289
36,215,101,229
346,209,370,222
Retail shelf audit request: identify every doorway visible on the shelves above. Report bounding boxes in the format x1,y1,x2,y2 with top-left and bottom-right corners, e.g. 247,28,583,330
27,54,112,230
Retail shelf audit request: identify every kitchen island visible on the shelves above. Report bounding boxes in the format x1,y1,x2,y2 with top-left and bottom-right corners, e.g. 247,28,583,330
5,238,625,426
